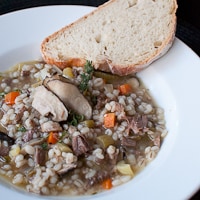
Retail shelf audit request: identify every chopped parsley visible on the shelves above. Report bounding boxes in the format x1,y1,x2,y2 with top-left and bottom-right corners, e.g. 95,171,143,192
69,112,85,126
41,142,48,150
58,130,69,142
17,125,27,132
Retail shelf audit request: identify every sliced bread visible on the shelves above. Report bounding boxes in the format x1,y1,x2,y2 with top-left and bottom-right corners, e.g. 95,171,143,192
41,0,178,76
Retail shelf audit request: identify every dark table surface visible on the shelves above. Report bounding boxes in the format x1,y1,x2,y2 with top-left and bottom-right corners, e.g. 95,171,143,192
0,0,200,199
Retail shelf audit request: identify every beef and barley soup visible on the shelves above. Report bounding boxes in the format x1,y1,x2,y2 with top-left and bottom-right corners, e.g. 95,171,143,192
0,61,167,196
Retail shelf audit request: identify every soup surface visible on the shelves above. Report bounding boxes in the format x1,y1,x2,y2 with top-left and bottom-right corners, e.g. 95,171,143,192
0,61,167,195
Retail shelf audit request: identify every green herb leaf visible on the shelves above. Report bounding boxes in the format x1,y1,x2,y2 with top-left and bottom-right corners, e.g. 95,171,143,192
17,126,27,132
69,112,85,126
84,60,94,74
41,142,48,150
58,130,68,142
79,60,94,93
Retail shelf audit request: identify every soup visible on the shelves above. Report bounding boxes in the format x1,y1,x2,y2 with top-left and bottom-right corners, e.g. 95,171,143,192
0,61,167,195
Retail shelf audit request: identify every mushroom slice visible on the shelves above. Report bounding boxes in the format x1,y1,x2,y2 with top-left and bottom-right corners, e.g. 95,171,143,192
20,138,46,155
24,137,46,146
43,74,74,85
41,121,62,132
32,85,68,122
44,77,92,120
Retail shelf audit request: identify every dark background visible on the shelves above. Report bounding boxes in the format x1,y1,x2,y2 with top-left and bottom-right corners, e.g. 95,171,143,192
0,0,199,56
0,0,200,199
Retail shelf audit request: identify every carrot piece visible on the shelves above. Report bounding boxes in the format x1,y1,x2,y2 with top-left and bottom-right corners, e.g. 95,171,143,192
47,132,59,144
119,83,132,95
104,113,115,128
102,178,112,190
4,91,20,105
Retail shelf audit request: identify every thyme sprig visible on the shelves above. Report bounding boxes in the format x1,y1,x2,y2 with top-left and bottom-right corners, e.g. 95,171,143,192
79,60,94,93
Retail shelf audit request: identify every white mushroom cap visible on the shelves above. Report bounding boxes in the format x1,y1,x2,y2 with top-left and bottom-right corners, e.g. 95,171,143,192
44,76,92,120
32,85,68,121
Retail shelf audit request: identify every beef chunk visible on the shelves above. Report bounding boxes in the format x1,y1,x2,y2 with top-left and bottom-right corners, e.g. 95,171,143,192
15,106,26,123
121,136,136,147
72,135,90,156
23,130,34,142
57,163,77,177
34,146,46,166
125,114,148,134
21,70,30,77
0,145,10,156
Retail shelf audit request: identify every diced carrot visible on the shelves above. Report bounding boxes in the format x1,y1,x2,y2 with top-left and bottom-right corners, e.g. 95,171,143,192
4,91,20,105
102,178,112,190
104,113,115,128
47,132,59,144
119,83,132,95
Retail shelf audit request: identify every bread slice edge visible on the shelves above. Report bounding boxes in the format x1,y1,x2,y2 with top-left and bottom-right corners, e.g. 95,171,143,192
41,0,178,76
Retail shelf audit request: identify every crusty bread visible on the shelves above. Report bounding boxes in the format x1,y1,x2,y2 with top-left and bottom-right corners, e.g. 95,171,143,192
41,0,178,76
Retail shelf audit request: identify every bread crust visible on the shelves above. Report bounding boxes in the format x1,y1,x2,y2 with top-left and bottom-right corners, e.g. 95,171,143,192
41,0,178,76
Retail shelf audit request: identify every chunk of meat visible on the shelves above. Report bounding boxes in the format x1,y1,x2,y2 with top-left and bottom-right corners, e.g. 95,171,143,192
41,121,62,132
57,163,77,176
0,129,13,156
0,145,10,156
34,146,46,166
72,135,90,156
15,106,27,123
21,70,30,77
125,114,148,135
95,93,108,110
32,85,68,122
121,136,136,147
22,130,34,142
